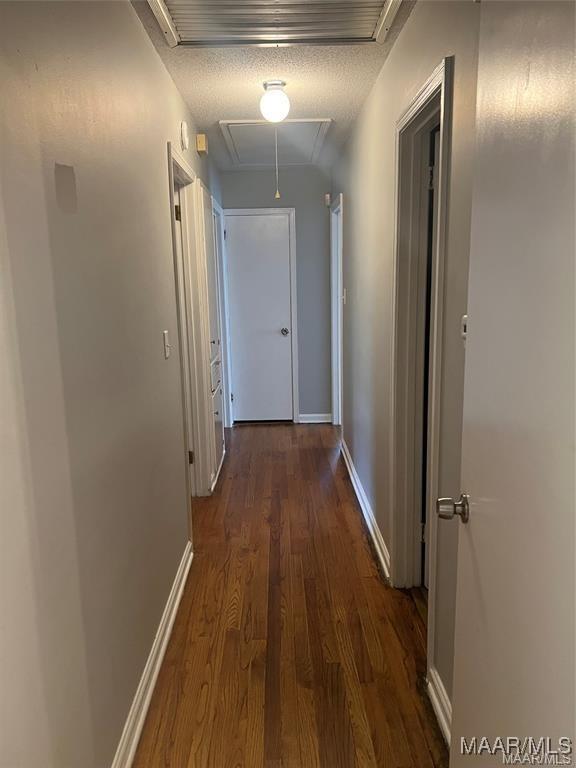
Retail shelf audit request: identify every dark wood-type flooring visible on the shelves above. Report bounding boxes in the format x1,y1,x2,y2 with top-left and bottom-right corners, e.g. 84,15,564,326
133,424,448,767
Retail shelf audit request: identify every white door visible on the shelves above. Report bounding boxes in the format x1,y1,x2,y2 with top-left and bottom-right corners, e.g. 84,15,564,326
213,207,233,428
449,3,574,765
225,210,296,422
172,183,196,497
203,186,220,363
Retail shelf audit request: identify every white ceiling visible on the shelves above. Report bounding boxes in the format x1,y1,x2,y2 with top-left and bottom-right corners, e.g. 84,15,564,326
133,0,415,169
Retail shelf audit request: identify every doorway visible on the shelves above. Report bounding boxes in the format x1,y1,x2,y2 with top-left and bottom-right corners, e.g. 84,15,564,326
420,123,440,589
388,61,454,732
169,145,227,499
391,85,443,589
224,208,298,423
330,194,343,427
168,149,197,528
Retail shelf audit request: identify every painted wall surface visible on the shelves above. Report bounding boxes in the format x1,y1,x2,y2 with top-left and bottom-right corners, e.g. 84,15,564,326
0,2,218,765
450,2,575,762
221,167,332,416
333,1,480,701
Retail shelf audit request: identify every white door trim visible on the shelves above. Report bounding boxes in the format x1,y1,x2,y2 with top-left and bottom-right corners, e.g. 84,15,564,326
223,208,299,423
388,57,454,712
167,144,197,525
330,194,344,427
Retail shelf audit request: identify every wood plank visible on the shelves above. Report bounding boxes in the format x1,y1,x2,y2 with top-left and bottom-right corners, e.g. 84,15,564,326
132,424,448,768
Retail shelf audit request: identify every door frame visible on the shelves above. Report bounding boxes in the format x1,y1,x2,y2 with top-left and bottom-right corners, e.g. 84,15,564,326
223,208,299,423
168,144,216,503
167,143,197,533
388,56,454,684
211,199,233,429
330,194,344,427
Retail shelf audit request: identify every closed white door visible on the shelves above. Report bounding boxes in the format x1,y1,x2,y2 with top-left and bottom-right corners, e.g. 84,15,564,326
449,3,574,764
172,183,196,496
203,186,220,362
225,211,296,422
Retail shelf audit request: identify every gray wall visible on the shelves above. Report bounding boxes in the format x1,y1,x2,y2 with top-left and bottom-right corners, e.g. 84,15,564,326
221,167,332,416
0,2,219,765
333,1,480,701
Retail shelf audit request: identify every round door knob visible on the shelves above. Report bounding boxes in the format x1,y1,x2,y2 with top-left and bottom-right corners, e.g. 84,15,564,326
281,327,289,336
436,494,470,524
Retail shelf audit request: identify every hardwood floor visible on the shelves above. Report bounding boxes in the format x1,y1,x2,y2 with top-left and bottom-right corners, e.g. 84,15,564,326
133,424,448,768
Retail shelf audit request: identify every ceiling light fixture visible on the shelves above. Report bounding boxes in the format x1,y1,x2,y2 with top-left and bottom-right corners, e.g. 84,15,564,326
260,80,290,123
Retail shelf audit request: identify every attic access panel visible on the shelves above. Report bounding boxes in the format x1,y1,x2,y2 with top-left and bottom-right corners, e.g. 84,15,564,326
220,120,332,167
148,0,401,47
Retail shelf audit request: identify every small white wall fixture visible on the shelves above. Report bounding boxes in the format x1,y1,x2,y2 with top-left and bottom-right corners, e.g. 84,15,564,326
388,58,454,737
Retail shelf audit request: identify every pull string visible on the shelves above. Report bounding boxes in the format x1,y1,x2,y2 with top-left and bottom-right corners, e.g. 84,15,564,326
274,127,281,199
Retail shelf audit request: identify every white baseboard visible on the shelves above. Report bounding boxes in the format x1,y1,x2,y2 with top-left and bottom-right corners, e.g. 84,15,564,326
341,440,451,743
340,440,391,579
211,449,226,492
427,665,452,744
111,541,193,768
299,413,333,424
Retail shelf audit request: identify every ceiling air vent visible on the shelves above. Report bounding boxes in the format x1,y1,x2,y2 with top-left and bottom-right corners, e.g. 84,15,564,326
148,0,402,47
219,119,333,167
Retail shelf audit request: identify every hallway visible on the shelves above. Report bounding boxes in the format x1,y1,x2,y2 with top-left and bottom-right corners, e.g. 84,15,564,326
133,425,447,767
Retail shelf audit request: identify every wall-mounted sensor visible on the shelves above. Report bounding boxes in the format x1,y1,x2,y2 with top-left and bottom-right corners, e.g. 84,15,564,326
180,121,189,151
196,133,209,155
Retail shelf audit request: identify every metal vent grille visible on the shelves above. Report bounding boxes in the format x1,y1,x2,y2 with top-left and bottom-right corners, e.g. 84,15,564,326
154,0,395,47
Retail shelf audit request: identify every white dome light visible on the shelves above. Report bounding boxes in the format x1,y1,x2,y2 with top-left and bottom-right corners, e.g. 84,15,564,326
260,80,290,123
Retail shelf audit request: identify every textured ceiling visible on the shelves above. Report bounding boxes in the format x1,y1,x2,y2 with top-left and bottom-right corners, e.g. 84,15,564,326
133,0,415,169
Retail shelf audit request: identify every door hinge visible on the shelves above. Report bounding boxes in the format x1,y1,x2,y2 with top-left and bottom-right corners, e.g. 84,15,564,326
428,166,435,191
188,450,194,465
421,522,426,544
230,393,234,402
175,204,182,221
223,228,227,240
